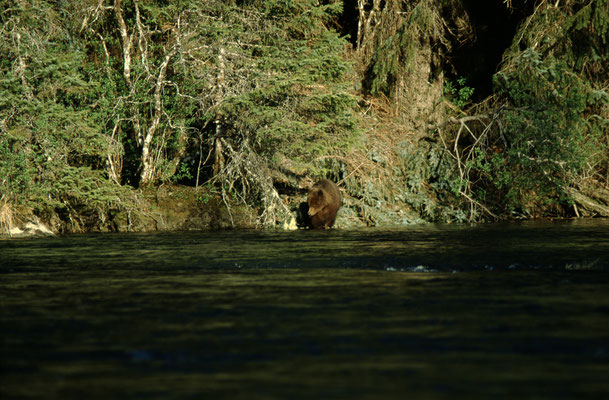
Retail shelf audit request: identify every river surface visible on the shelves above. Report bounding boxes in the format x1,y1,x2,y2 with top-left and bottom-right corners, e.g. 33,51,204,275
2,220,609,399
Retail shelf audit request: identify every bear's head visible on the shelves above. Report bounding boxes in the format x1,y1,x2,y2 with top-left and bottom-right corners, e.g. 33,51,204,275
307,189,325,217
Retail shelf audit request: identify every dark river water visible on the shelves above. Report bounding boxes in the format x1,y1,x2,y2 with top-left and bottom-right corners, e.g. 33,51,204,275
2,220,609,399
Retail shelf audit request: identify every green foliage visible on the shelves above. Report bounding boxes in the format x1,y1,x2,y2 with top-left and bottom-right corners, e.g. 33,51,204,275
481,49,605,212
195,0,359,174
444,77,474,109
442,0,609,218
172,160,194,183
5,0,604,227
0,0,359,227
565,0,609,73
366,0,444,97
0,135,32,199
368,21,416,97
505,0,609,81
50,167,125,210
0,1,128,221
399,140,466,222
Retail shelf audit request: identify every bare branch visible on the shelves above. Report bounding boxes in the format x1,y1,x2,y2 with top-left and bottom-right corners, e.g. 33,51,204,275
114,0,133,86
134,2,151,77
80,0,110,32
140,46,178,184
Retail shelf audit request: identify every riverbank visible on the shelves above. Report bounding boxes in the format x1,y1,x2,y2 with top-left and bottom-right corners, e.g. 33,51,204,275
2,1,607,235
1,185,258,237
2,181,608,238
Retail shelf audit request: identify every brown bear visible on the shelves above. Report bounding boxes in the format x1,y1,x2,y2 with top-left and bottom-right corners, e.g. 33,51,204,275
307,179,341,229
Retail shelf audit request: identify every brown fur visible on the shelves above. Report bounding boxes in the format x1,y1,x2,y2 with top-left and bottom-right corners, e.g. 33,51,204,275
307,179,341,229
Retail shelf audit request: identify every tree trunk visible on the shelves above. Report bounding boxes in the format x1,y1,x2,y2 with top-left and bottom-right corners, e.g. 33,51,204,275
139,48,177,185
213,47,226,177
114,0,132,87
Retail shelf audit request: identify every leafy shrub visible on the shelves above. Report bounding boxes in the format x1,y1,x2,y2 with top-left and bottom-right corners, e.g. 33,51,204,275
444,77,474,109
482,49,602,212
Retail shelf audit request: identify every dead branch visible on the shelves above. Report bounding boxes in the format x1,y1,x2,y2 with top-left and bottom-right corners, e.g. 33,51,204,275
567,181,609,217
80,0,111,32
217,138,292,227
435,112,504,220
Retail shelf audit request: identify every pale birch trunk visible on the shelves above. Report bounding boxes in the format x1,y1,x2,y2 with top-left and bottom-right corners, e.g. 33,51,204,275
114,0,132,87
139,48,177,185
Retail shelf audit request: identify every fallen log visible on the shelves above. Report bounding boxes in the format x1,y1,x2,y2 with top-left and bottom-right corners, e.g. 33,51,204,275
567,181,609,217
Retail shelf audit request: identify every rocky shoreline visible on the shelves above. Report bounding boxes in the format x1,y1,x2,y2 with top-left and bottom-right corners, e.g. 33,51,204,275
6,221,55,238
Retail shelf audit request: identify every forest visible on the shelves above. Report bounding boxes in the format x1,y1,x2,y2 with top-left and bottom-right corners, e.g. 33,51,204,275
1,0,608,233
